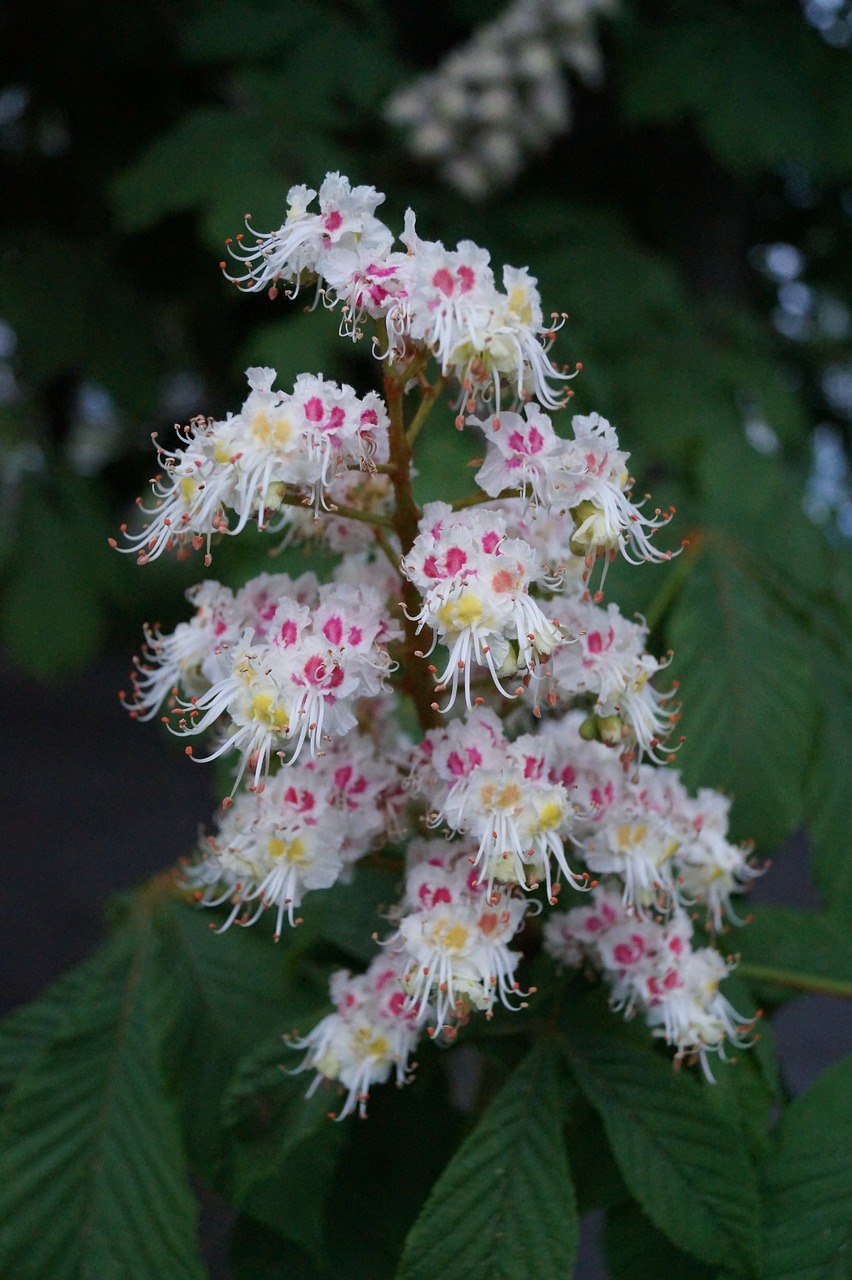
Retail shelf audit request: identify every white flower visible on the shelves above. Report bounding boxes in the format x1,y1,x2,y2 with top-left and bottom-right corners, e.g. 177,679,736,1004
393,217,574,412
184,733,403,937
392,846,529,1033
131,575,399,785
553,413,680,572
223,173,393,298
402,502,565,707
117,368,390,564
291,954,422,1119
544,885,757,1075
548,598,680,762
412,712,585,898
385,0,615,198
473,403,563,498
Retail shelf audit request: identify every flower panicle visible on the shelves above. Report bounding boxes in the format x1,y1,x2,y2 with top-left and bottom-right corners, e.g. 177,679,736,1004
118,170,757,1118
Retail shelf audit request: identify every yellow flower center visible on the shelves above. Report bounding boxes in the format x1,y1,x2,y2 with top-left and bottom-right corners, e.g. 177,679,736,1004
438,591,483,630
268,836,306,863
616,822,647,850
438,921,469,953
248,691,288,727
354,1026,390,1058
507,283,533,326
252,410,292,447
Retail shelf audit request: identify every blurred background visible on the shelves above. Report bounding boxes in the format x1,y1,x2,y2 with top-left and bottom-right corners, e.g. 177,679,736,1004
2,0,851,1112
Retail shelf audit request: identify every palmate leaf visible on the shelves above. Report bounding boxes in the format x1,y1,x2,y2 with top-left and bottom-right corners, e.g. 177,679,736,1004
0,925,204,1280
667,541,816,850
762,1055,852,1279
562,1028,761,1275
396,1041,578,1280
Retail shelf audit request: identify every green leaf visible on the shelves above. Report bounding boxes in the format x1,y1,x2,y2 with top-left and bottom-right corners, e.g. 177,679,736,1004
721,973,783,1101
224,1028,349,1260
562,1029,761,1274
151,893,296,1183
0,957,101,1105
701,1052,773,1165
805,683,852,916
397,1041,578,1280
303,864,402,964
762,1055,852,1279
1,478,107,678
667,542,816,849
618,10,829,175
602,1200,716,1280
112,107,292,246
733,905,852,999
0,922,204,1280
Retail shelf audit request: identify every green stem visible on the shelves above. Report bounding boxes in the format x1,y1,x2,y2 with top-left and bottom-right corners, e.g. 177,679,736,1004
345,462,395,474
737,962,852,999
406,374,447,446
451,486,518,512
372,524,400,570
273,491,394,529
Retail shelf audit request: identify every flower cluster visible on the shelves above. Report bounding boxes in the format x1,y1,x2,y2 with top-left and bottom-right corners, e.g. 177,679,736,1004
216,172,576,419
290,955,421,1120
393,841,529,1033
115,368,389,565
120,172,758,1116
543,886,757,1075
409,709,583,898
402,501,565,706
187,734,404,937
385,0,616,199
474,407,680,574
125,568,400,787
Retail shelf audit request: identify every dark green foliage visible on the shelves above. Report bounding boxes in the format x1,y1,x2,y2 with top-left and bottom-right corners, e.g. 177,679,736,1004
602,1200,717,1280
0,911,205,1280
397,1042,579,1280
561,1027,761,1273
762,1056,852,1279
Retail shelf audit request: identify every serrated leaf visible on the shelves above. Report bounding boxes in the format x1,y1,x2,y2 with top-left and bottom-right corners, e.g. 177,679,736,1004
397,1042,578,1280
805,685,852,915
562,1029,761,1274
762,1055,852,1279
151,894,296,1181
701,1052,773,1164
0,922,204,1280
667,543,816,849
224,1032,348,1260
0,956,101,1105
733,905,852,999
